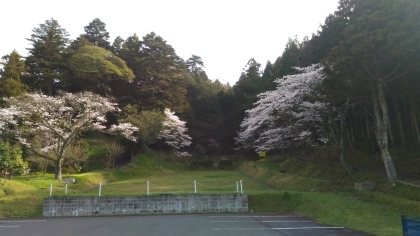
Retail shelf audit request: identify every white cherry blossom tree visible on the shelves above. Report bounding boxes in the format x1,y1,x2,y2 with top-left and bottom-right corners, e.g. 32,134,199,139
0,91,138,180
157,108,192,156
235,64,326,154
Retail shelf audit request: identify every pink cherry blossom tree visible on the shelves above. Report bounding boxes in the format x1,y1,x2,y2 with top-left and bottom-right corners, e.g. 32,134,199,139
157,108,192,157
0,91,138,180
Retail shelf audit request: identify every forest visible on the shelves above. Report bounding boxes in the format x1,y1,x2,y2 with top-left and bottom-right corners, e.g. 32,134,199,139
0,0,420,183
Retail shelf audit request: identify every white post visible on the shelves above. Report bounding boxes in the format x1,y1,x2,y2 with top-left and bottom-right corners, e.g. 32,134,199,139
240,180,243,194
49,183,52,197
99,182,102,197
236,181,239,193
194,180,197,194
65,184,68,195
147,181,149,195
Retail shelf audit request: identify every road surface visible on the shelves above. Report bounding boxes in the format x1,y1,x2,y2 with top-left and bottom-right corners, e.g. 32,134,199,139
0,213,372,236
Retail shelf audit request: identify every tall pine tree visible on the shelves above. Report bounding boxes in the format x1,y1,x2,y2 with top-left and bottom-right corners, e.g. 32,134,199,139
24,18,69,95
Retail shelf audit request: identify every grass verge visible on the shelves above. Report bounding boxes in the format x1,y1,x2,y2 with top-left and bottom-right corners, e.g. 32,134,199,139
240,156,420,236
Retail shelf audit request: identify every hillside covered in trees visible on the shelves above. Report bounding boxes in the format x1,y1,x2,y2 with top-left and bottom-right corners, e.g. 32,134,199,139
1,0,420,183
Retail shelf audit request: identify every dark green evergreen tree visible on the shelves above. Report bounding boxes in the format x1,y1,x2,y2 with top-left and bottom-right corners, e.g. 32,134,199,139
185,54,204,73
117,32,189,113
111,36,124,55
272,37,301,79
79,18,111,49
24,18,69,95
325,0,420,183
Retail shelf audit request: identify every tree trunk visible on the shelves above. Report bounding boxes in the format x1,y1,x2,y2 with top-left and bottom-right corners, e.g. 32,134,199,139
360,117,365,139
387,106,395,146
372,85,398,183
130,147,136,162
311,147,315,163
326,151,332,166
364,106,371,139
340,117,353,174
397,110,405,148
411,109,420,144
54,159,62,180
311,133,315,163
346,125,357,151
410,106,416,137
393,96,405,148
43,162,47,174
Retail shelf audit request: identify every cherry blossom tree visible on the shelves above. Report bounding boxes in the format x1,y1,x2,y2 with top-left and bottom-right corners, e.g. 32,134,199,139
157,108,192,156
235,64,326,154
0,91,138,180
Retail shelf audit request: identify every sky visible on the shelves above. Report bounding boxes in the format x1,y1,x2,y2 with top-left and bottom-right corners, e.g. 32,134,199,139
1,0,339,85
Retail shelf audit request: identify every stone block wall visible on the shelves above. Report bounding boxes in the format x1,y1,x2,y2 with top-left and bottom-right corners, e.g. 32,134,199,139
43,194,248,217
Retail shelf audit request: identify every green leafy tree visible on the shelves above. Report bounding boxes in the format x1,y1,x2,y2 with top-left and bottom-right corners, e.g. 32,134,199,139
0,141,28,179
0,50,27,81
0,51,28,98
120,105,164,161
67,45,134,95
24,18,69,95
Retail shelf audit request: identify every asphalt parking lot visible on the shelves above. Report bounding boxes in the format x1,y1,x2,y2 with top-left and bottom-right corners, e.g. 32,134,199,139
0,213,372,236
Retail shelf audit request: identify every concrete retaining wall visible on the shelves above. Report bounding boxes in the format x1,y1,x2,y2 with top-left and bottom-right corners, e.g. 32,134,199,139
43,194,248,217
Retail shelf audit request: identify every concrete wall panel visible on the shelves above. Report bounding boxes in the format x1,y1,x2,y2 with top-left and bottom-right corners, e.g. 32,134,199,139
43,194,248,217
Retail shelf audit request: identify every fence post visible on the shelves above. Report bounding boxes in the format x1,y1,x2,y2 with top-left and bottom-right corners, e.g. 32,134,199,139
49,183,52,197
147,181,150,195
65,184,68,195
99,182,102,197
194,180,197,193
236,181,239,193
240,180,243,194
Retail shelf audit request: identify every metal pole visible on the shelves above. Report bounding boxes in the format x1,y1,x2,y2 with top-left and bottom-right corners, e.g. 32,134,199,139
236,181,239,193
147,181,149,195
49,183,52,197
99,182,102,197
194,180,197,193
65,184,68,195
240,180,243,194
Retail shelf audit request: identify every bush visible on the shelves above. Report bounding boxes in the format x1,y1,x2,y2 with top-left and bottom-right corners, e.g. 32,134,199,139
189,160,213,169
218,159,233,169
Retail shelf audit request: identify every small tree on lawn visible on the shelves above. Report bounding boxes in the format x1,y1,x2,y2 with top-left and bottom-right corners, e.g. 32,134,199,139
103,141,125,170
0,140,28,181
157,108,192,157
0,91,138,180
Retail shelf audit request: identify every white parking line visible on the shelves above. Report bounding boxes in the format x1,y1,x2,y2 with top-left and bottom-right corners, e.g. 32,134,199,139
212,226,345,231
209,216,298,218
0,220,46,223
210,221,313,223
272,227,345,230
0,226,19,228
213,228,271,231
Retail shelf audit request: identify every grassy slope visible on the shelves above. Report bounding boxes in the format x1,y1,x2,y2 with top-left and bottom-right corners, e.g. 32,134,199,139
240,156,420,236
2,148,419,235
0,151,272,217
